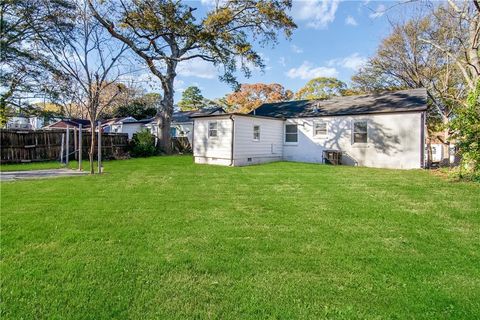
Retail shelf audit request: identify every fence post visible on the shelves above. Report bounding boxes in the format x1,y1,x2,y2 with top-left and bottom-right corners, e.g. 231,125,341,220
60,133,64,164
74,127,78,160
97,121,102,174
78,124,82,171
65,126,69,166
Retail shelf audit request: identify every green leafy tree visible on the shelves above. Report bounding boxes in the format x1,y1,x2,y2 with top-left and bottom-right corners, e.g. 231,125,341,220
178,86,204,111
88,0,296,153
0,0,74,126
295,77,347,100
114,93,161,119
450,81,480,180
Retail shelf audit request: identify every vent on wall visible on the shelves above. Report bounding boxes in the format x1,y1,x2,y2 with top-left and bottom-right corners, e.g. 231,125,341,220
247,158,252,162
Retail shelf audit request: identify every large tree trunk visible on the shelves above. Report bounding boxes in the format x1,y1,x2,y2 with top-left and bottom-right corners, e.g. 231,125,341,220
442,124,451,166
89,119,96,174
156,72,175,154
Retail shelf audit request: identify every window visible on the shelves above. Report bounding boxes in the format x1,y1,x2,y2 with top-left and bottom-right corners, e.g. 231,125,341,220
285,124,298,143
314,121,327,137
353,120,368,143
170,127,177,137
208,121,218,138
253,125,260,141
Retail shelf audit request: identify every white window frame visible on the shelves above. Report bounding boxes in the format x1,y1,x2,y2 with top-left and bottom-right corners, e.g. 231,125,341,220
253,124,260,141
208,121,218,138
284,123,298,144
313,120,328,138
352,120,368,145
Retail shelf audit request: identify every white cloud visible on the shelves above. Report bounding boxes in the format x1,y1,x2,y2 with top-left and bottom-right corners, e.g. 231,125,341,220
174,79,185,92
369,4,386,18
278,57,286,67
291,44,303,54
293,0,340,29
286,61,338,79
328,53,367,71
177,58,217,79
200,0,225,6
345,15,358,26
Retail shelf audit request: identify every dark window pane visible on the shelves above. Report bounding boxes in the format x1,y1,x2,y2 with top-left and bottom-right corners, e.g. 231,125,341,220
285,124,297,133
353,132,367,143
354,121,367,133
285,133,298,142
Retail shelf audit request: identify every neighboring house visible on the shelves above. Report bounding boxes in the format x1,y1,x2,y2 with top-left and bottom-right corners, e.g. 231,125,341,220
111,118,152,139
427,133,458,166
145,107,225,143
43,118,91,129
6,116,45,130
103,117,137,133
192,89,428,169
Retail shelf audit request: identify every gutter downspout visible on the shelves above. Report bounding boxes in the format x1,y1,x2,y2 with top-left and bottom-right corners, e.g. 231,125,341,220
230,115,235,166
191,119,195,156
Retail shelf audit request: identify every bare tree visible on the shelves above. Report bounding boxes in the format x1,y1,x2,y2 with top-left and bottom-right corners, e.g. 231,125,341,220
419,1,480,91
33,1,130,173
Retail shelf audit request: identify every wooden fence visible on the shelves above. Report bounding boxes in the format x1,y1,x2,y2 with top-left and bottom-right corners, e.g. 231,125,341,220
0,129,129,163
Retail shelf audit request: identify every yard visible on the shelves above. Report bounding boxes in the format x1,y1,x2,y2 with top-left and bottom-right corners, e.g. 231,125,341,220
1,156,479,319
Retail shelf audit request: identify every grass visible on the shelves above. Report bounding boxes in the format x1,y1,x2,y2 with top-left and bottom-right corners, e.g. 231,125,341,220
1,156,479,319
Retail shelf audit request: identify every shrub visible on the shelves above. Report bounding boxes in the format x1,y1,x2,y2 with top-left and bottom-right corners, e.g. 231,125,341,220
450,81,480,181
130,129,157,157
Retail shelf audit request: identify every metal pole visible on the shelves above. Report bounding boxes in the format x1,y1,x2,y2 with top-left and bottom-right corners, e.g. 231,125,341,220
60,133,64,164
97,120,102,174
78,124,83,171
74,127,78,160
65,126,70,166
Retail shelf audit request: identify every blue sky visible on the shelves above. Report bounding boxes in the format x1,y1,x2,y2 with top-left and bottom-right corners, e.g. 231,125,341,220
138,1,406,102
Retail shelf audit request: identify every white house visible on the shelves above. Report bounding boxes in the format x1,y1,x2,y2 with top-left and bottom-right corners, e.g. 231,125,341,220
102,117,136,133
110,117,152,139
192,89,428,169
7,116,45,130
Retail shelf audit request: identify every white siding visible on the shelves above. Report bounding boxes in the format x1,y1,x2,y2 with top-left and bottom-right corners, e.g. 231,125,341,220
172,122,194,142
193,112,424,169
232,116,284,166
283,112,423,169
120,123,144,139
193,116,233,164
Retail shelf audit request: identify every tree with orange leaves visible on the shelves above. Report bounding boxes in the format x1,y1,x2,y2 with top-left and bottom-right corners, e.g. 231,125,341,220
225,83,293,113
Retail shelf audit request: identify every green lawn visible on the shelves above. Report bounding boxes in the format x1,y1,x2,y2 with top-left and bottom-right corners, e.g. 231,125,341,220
1,156,479,319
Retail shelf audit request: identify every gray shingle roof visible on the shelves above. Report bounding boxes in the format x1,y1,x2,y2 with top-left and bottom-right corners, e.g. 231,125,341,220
251,88,427,118
173,107,225,123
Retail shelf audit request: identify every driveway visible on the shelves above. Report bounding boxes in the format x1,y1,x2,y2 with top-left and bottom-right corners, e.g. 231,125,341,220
1,169,88,182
